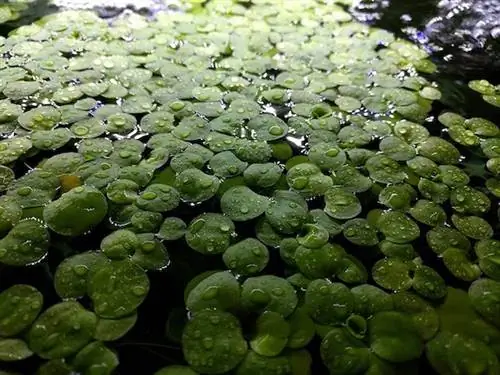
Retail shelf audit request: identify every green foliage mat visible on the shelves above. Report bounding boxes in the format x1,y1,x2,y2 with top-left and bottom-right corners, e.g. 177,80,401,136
0,0,500,374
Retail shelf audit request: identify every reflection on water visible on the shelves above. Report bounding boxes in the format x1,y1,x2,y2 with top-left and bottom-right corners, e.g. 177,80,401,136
350,0,500,123
351,0,500,82
52,0,181,17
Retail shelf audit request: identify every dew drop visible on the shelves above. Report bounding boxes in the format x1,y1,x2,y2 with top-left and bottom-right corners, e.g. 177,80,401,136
132,286,147,296
246,264,259,273
271,287,284,296
73,125,89,136
292,177,308,190
269,125,284,136
202,286,219,300
142,241,156,252
202,337,214,350
250,288,269,304
326,148,339,157
141,192,157,200
16,186,32,196
73,264,88,276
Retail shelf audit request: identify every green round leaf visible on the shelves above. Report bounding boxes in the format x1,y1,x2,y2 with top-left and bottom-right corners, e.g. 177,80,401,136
247,114,288,141
18,106,61,131
369,311,423,363
105,112,137,134
297,224,329,249
0,338,32,362
94,313,138,342
185,213,235,255
295,241,345,279
0,196,22,234
331,165,372,193
351,284,393,318
378,184,415,210
451,214,493,240
286,163,333,198
409,199,446,226
0,284,43,337
221,186,270,221
32,128,72,151
175,168,220,203
243,163,283,188
135,184,180,213
286,307,315,349
54,251,107,299
129,209,162,233
407,156,439,180
324,188,362,220
88,259,150,318
0,219,49,266
426,225,471,255
343,218,379,246
320,328,370,375
157,217,187,241
209,151,248,178
70,118,106,139
241,275,297,318
475,240,500,281
372,258,413,291
223,238,269,276
72,341,118,375
43,185,108,236
417,137,460,165
469,279,500,328
411,265,447,300
265,193,308,234
304,279,354,325
392,291,439,341
182,310,247,374
377,211,420,243
379,136,416,161
336,255,369,284
442,248,482,282
250,311,290,357
366,155,407,184
427,331,500,375
132,233,170,271
28,301,96,359
0,137,32,165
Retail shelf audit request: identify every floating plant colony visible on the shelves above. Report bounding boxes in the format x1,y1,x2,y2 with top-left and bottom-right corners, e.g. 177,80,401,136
0,0,500,374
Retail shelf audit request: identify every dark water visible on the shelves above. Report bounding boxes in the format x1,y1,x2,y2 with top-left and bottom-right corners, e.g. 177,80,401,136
0,1,499,374
351,0,500,78
350,0,500,121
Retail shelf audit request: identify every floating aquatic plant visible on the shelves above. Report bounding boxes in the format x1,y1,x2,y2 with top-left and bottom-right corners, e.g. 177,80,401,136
0,0,499,374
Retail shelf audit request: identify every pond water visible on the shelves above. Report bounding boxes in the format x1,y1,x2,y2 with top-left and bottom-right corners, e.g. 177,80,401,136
350,0,500,119
0,1,499,375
